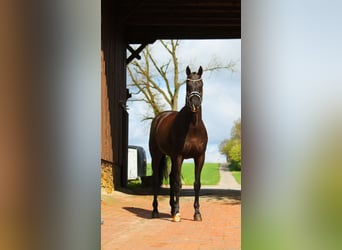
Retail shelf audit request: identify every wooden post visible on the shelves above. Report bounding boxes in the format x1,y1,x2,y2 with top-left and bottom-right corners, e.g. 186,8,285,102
101,25,128,189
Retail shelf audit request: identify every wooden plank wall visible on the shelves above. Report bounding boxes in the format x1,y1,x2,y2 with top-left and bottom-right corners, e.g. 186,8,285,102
101,27,129,188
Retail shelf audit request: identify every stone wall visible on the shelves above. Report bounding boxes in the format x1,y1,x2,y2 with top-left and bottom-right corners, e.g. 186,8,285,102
101,161,114,194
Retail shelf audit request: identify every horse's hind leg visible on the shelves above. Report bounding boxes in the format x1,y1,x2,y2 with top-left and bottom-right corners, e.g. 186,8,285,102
151,152,163,218
193,155,205,221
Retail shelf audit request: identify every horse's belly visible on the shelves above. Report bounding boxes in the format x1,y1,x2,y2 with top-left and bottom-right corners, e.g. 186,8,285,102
157,137,206,158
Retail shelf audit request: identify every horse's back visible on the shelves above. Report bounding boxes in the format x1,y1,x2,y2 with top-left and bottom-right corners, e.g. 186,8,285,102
150,111,177,135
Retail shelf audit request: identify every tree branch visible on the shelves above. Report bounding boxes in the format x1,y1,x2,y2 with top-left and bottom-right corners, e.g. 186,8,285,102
149,54,173,102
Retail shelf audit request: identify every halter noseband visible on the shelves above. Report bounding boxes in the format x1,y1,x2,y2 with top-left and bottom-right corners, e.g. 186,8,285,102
187,91,202,106
188,91,202,100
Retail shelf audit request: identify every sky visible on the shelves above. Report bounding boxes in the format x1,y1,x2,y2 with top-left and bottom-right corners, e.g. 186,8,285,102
127,39,241,163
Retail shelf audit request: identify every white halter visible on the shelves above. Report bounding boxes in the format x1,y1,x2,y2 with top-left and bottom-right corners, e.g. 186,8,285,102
187,91,202,107
187,78,202,82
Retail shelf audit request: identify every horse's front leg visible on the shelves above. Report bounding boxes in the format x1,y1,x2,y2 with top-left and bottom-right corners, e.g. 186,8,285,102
171,156,183,222
169,171,175,216
194,155,205,221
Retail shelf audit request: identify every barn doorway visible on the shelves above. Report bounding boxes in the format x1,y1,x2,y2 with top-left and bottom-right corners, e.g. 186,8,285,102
126,39,241,190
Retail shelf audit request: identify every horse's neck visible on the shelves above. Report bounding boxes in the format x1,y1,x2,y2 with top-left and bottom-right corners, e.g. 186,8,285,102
181,106,202,127
192,108,202,126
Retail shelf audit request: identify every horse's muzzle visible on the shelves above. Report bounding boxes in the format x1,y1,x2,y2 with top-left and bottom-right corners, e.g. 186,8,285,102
188,91,202,112
191,104,199,112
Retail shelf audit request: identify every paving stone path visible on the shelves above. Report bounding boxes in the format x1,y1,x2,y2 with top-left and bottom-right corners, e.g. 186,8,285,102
101,164,241,250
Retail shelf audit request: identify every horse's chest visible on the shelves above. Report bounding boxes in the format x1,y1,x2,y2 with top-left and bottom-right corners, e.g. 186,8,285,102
184,137,205,150
181,134,207,157
155,112,207,157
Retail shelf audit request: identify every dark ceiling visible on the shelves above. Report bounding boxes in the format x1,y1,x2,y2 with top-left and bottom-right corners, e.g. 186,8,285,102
103,0,241,44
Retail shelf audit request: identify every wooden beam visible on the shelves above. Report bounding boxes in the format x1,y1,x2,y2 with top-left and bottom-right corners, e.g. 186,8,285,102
126,43,148,64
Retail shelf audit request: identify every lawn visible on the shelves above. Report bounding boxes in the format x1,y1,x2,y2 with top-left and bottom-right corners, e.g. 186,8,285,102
231,171,241,184
146,162,220,185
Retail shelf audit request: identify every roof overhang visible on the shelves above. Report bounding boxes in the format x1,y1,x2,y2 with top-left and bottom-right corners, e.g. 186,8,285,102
102,0,241,44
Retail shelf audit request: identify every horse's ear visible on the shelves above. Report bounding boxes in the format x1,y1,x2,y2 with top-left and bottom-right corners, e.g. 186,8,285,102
186,66,191,76
198,66,203,76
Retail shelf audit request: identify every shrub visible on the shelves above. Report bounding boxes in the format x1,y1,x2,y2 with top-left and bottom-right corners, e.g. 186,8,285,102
219,118,241,170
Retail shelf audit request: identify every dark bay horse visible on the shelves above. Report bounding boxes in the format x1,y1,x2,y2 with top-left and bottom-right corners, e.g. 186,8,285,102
149,66,208,222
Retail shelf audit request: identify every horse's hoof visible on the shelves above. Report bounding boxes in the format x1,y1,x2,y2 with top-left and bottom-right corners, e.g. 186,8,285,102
172,213,181,222
152,211,160,218
194,213,202,221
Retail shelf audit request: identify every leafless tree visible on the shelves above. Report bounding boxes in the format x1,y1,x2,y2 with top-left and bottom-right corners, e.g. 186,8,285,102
127,40,237,120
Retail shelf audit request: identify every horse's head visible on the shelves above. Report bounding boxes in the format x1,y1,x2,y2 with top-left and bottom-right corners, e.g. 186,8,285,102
186,66,203,113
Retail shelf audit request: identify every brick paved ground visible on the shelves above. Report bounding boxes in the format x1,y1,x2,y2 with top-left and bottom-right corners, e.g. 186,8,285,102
101,187,241,250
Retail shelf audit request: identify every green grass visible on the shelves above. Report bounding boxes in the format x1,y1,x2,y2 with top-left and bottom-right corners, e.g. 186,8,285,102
146,162,220,186
231,171,241,184
146,163,152,176
126,179,142,188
